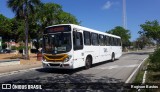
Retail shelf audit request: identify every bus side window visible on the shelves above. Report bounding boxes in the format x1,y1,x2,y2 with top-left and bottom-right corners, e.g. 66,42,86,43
73,31,83,50
91,33,99,46
116,38,119,46
105,36,109,46
115,38,117,46
112,38,115,46
101,35,105,46
84,31,91,45
118,38,121,46
99,35,102,46
109,37,112,46
112,38,116,46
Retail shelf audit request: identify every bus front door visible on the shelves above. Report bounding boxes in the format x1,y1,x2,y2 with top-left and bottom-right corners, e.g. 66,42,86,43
73,30,84,68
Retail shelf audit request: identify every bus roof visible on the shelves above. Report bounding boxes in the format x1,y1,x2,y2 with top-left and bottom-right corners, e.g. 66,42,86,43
46,24,121,39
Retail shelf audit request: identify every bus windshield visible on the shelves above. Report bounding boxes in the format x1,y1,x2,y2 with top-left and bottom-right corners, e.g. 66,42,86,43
43,32,71,54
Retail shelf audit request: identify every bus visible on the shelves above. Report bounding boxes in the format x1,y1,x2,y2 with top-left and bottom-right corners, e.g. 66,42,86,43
42,24,122,69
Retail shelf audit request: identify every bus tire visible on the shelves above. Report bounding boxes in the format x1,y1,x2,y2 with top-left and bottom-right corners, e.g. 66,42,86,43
111,53,115,62
85,56,92,69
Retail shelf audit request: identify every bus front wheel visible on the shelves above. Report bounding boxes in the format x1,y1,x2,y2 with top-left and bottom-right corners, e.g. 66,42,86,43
85,57,92,69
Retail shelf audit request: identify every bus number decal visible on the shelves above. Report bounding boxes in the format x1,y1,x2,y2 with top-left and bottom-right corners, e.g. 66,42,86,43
104,48,107,52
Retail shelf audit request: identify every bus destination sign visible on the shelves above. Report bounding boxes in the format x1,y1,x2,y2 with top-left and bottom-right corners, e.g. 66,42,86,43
45,25,71,33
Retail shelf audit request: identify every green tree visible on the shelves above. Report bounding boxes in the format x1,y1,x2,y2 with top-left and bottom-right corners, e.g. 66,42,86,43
136,34,152,49
10,18,25,42
7,0,41,59
139,20,160,47
35,3,63,31
0,14,13,41
36,3,79,31
106,26,131,48
57,12,79,24
33,3,80,50
30,3,63,51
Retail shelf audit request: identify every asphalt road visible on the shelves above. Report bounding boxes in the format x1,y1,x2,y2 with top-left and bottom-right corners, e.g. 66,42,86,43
0,49,154,91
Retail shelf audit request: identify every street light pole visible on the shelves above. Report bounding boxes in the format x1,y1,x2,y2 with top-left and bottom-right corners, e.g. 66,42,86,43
123,0,127,29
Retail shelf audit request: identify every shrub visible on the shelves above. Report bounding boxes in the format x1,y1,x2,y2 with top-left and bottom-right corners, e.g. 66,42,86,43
11,46,16,50
2,43,7,49
149,48,160,71
17,46,25,50
17,46,31,53
17,46,25,53
149,48,160,63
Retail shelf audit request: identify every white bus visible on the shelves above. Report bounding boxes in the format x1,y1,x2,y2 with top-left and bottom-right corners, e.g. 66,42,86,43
42,24,122,69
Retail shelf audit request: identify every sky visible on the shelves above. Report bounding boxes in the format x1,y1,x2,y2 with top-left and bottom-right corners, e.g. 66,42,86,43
0,0,160,41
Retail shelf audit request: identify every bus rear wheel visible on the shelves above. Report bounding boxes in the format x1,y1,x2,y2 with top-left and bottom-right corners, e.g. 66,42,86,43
85,57,92,69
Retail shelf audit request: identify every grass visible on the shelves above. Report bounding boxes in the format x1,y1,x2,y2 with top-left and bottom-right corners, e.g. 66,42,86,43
132,58,160,92
146,61,160,84
133,59,149,83
147,71,160,83
133,70,145,83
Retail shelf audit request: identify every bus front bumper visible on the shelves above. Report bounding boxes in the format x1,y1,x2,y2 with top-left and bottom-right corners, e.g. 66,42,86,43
42,61,73,69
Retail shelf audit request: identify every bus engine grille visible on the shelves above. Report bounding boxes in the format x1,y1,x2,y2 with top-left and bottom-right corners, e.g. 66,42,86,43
44,54,68,62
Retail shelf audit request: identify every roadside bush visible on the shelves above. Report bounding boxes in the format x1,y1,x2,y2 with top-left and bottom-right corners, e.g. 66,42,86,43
17,46,25,53
11,46,16,50
148,48,160,71
2,43,7,49
16,46,31,53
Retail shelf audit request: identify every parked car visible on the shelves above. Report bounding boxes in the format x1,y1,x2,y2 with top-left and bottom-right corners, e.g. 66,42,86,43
0,49,11,53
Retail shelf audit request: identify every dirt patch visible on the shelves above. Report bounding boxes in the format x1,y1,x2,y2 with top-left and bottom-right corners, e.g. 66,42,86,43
0,53,16,60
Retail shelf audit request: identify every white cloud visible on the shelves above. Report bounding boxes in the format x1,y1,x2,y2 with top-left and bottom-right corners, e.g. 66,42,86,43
102,1,120,10
103,1,112,10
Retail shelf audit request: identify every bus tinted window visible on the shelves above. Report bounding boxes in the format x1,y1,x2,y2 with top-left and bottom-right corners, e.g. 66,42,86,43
115,38,117,46
113,38,116,46
105,36,109,46
116,38,119,46
117,38,121,46
91,33,99,45
99,34,105,46
73,31,83,50
109,37,112,46
84,31,91,45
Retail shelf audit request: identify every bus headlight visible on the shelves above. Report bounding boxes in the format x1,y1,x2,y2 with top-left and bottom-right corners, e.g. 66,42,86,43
42,56,46,62
64,55,72,62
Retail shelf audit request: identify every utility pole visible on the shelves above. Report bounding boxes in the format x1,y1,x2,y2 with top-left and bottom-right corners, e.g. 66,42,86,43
123,0,127,29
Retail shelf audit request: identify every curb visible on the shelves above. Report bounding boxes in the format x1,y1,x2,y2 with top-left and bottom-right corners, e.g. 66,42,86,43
0,59,20,66
125,57,148,83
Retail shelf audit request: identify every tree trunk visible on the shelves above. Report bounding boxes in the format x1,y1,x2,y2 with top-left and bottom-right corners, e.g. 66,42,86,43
25,17,29,60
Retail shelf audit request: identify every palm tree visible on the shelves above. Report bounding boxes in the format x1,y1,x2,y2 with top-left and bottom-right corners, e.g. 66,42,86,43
7,0,41,59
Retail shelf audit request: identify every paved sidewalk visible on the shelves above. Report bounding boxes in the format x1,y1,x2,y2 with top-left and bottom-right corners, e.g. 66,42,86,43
0,53,42,73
